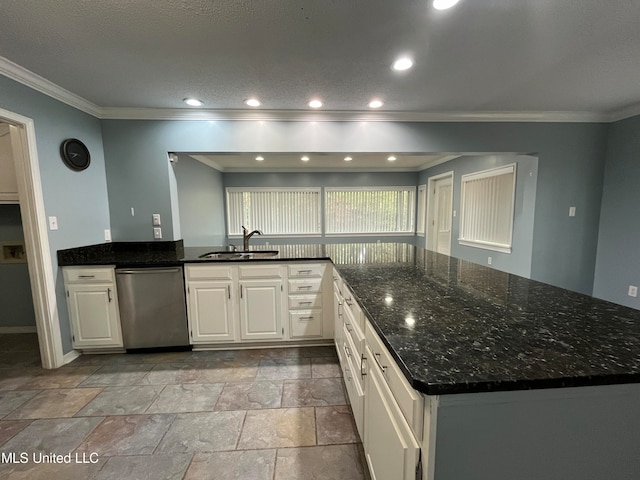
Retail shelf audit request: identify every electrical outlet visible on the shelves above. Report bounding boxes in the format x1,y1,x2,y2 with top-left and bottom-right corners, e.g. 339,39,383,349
130,207,135,217
152,213,161,226
629,285,638,298
569,206,576,217
48,216,58,230
488,256,492,265
153,227,162,239
104,229,111,242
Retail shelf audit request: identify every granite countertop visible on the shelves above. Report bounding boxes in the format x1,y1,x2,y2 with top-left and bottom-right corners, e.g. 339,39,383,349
57,241,640,396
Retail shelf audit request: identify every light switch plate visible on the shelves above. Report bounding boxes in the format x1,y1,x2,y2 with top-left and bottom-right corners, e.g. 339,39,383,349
153,227,162,239
629,285,638,298
48,216,58,230
569,206,576,217
152,213,161,226
104,229,112,242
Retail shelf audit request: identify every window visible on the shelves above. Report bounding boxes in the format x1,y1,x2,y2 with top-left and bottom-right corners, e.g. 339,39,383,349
226,188,321,236
325,187,415,235
416,184,427,236
459,164,516,253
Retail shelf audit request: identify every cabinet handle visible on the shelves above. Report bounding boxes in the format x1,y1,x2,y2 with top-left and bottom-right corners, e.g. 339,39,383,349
360,353,367,377
337,302,342,317
345,322,352,333
78,275,95,279
373,352,387,373
299,316,314,321
345,297,353,306
298,269,312,274
297,285,312,290
107,288,112,303
344,344,352,358
298,301,313,305
240,285,243,298
227,285,231,299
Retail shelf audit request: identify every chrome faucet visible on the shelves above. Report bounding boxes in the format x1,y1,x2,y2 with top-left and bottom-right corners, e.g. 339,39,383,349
242,226,263,251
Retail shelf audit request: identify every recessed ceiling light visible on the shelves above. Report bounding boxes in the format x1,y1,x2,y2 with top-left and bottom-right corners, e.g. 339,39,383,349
433,0,460,10
245,98,261,107
391,57,413,71
183,98,203,107
255,156,264,161
301,156,310,162
387,155,397,162
344,156,353,162
308,99,323,109
368,99,384,109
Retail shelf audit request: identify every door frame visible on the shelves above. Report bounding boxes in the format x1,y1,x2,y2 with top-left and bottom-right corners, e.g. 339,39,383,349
1,107,64,368
426,171,454,253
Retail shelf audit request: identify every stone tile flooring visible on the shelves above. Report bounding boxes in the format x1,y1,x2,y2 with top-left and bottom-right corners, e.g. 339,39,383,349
0,334,367,479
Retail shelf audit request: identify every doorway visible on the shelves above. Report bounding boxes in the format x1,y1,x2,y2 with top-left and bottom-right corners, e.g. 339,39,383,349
0,108,64,369
426,172,453,256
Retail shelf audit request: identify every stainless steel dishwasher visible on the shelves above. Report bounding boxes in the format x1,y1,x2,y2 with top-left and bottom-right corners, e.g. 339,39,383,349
115,266,190,350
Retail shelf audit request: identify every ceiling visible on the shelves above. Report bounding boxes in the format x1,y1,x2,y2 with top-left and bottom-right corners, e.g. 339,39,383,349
1,0,640,121
188,153,461,172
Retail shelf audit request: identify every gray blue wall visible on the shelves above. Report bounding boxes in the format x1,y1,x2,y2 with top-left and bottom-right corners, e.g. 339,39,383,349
593,115,640,309
174,156,226,246
102,119,606,294
0,75,111,353
417,155,538,278
0,204,35,327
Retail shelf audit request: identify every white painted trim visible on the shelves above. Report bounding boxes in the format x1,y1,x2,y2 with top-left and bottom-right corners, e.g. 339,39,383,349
426,172,454,253
0,326,37,333
0,57,101,118
3,56,640,123
62,349,81,366
0,108,64,369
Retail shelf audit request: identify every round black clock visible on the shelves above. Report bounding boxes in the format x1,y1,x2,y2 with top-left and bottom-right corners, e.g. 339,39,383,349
60,138,91,171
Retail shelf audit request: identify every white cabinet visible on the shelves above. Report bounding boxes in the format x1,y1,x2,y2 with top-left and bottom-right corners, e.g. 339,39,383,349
239,279,283,340
0,125,18,203
287,263,328,340
63,266,123,349
364,342,421,480
188,280,236,343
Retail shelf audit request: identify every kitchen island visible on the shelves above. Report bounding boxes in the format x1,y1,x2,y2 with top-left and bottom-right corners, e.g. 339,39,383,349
58,241,640,479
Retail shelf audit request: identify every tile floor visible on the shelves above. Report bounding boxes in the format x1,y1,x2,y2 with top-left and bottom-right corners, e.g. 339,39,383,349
0,334,368,479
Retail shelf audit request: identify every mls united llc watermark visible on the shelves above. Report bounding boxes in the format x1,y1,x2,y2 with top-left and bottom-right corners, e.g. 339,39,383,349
1,451,99,464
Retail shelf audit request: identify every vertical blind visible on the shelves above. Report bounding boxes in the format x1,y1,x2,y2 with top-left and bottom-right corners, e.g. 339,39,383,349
416,185,427,235
325,187,415,234
226,188,321,235
459,165,516,253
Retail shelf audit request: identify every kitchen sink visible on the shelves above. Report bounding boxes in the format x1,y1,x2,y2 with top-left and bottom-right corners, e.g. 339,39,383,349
198,250,279,259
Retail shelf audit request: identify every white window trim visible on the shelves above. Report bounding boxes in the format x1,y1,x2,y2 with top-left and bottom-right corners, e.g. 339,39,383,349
226,187,322,236
324,185,417,235
458,164,516,253
416,184,427,237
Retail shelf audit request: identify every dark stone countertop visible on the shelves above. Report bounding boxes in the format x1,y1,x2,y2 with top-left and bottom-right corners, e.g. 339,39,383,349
57,241,640,396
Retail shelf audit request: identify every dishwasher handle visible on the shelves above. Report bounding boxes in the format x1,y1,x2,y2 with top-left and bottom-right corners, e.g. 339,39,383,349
116,268,182,275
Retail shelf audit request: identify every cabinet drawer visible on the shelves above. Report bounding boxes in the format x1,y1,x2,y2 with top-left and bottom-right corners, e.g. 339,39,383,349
288,294,323,310
239,264,282,279
288,278,322,294
343,287,364,331
342,337,364,439
365,321,424,441
63,267,115,283
289,310,323,338
343,322,365,391
186,265,234,281
344,309,365,358
287,263,326,278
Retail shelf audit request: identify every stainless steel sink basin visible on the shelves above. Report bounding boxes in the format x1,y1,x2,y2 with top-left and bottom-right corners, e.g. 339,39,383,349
240,250,279,258
198,252,242,259
197,250,279,259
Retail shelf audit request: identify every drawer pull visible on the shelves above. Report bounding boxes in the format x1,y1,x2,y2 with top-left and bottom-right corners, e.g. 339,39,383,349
298,301,313,305
297,285,313,290
360,353,367,377
78,275,95,279
373,352,387,373
299,316,315,321
345,297,353,307
345,322,353,333
297,269,312,274
107,288,112,303
344,344,352,358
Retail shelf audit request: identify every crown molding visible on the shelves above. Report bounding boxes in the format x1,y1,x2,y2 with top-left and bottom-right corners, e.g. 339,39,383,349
0,56,102,117
3,56,639,124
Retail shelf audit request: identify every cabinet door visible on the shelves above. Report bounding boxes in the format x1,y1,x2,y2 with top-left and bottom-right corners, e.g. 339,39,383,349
364,346,420,480
333,282,344,362
187,281,236,343
239,279,283,340
67,284,123,348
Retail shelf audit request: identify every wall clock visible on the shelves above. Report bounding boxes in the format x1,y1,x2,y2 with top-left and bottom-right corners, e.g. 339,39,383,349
60,138,91,171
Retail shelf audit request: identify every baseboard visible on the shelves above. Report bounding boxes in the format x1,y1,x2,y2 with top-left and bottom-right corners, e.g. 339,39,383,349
0,326,37,333
61,349,81,365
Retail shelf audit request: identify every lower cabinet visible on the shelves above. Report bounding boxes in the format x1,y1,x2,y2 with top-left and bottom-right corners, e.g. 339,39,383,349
188,280,236,342
364,343,421,480
63,266,123,349
239,279,283,340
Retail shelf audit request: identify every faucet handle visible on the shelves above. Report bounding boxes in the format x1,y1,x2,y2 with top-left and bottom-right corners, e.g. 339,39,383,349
242,225,248,235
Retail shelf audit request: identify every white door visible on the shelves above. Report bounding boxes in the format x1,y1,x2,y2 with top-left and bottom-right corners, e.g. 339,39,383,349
239,279,283,340
67,284,123,347
188,281,236,343
430,176,453,255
